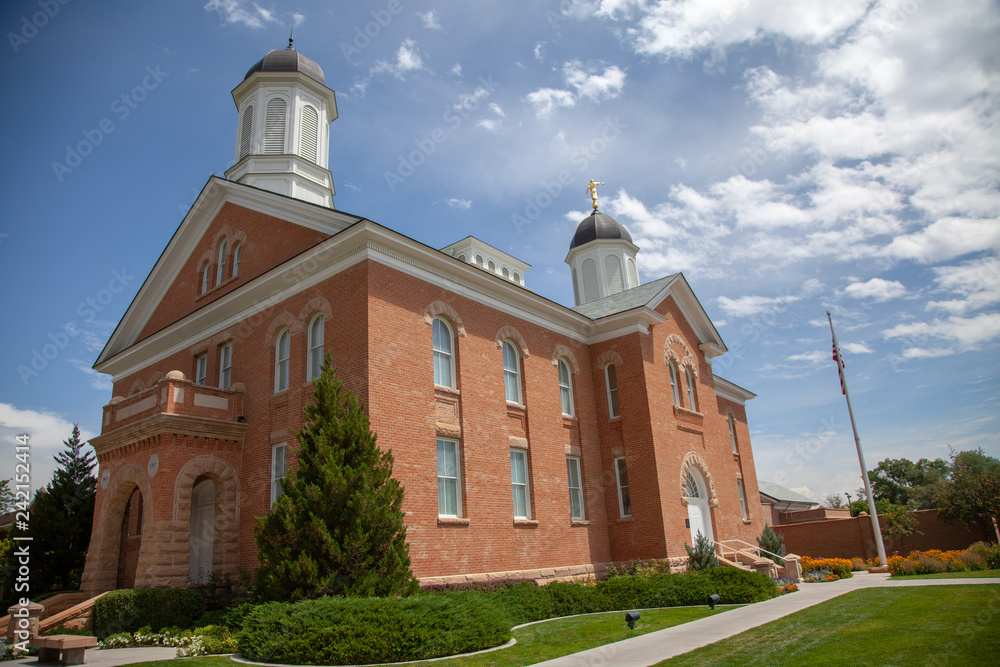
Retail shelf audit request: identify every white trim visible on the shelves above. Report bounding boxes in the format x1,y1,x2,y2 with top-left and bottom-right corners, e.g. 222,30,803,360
219,343,232,389
713,375,757,404
614,457,631,518
307,314,324,381
194,354,207,385
558,358,574,417
436,438,462,518
566,456,584,521
274,328,290,392
503,340,522,404
432,318,455,389
270,443,287,506
604,363,620,419
510,448,530,520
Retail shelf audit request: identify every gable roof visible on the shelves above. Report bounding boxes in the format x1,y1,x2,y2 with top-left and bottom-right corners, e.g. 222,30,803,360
758,481,818,506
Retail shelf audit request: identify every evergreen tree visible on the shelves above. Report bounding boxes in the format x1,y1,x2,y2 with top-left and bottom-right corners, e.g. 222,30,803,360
685,532,719,571
757,523,785,565
254,358,418,601
27,425,96,591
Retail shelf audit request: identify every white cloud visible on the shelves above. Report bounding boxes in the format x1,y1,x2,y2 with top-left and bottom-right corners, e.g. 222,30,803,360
926,257,1000,315
525,88,576,118
292,12,305,27
373,39,424,79
450,63,462,76
0,404,98,496
717,293,799,318
446,198,472,210
843,278,907,302
562,61,626,101
534,42,546,61
418,10,441,30
69,359,113,391
882,312,1000,357
204,0,278,28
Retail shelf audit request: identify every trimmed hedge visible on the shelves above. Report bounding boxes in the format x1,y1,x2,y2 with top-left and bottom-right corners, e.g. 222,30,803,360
93,588,205,639
237,591,511,665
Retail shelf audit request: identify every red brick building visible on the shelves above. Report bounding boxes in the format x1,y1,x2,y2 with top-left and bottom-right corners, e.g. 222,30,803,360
80,44,764,592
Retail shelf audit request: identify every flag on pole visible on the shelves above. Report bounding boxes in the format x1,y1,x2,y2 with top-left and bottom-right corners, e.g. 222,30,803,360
832,340,846,395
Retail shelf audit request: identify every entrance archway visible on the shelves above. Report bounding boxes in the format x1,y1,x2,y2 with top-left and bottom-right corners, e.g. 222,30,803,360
685,469,714,545
189,478,216,583
115,486,143,589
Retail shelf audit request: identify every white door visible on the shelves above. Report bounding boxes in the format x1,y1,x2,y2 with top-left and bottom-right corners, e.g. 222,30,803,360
189,479,216,582
685,469,714,545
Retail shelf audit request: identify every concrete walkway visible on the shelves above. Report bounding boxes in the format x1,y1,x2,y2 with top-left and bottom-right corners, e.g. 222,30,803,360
534,573,1000,667
7,646,176,667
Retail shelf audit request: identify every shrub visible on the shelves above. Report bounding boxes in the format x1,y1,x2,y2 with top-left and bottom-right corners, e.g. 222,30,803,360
189,571,247,611
93,588,205,639
799,557,853,578
968,542,1000,569
685,533,719,572
597,568,776,609
757,524,785,566
850,557,868,571
492,581,553,625
237,592,510,665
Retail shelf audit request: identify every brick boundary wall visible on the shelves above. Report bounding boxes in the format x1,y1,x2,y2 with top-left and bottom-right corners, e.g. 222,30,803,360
774,509,991,560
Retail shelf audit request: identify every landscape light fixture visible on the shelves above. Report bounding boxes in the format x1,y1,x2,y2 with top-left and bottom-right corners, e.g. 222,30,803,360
707,594,721,610
625,611,640,630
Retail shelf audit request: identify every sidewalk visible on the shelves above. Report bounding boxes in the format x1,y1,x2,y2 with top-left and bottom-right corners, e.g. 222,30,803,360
534,572,1000,667
7,646,175,667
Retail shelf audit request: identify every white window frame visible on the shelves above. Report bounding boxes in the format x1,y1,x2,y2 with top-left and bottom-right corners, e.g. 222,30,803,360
436,438,461,517
510,449,531,519
219,343,232,389
432,318,454,388
737,478,749,521
728,414,739,454
274,328,290,392
604,363,620,419
669,362,680,406
614,457,632,518
195,354,207,385
216,239,227,286
232,243,241,277
270,444,287,506
686,369,697,412
201,264,210,295
558,359,574,416
503,340,522,404
566,456,584,520
307,314,324,381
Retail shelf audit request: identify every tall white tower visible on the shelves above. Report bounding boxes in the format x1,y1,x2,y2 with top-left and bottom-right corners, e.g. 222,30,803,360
225,39,338,207
565,209,640,306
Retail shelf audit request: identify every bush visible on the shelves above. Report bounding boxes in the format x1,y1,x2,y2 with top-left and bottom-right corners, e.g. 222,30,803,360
685,533,719,572
799,557,853,578
93,588,205,639
850,557,868,571
237,592,510,665
757,524,785,566
887,547,993,575
968,542,1000,569
597,568,777,610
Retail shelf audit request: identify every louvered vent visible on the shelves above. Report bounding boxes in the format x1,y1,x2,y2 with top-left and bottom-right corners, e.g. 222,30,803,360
239,106,253,159
301,105,318,163
605,255,624,294
264,98,287,154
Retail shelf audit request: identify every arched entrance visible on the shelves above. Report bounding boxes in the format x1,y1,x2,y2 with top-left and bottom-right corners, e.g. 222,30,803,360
189,478,216,583
685,469,714,545
115,486,144,589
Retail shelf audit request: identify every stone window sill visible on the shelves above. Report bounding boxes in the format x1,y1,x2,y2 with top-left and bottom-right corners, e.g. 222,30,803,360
434,385,460,396
437,517,470,526
513,519,538,527
571,519,590,527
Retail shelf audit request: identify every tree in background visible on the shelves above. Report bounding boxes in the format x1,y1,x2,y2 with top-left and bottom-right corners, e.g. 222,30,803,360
823,493,845,508
938,449,1000,542
757,523,786,565
25,425,96,592
0,480,14,515
867,457,950,509
255,358,418,601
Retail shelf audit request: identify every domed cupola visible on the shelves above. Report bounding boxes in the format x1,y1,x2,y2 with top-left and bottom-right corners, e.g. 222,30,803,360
225,38,339,207
565,180,640,306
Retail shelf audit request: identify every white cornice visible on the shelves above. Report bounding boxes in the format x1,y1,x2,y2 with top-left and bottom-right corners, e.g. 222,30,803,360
713,375,756,404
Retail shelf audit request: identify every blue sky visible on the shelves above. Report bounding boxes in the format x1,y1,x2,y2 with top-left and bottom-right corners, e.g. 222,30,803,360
1,0,998,506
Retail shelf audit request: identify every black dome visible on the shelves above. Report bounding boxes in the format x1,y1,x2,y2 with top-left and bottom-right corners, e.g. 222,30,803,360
245,45,325,85
569,210,633,250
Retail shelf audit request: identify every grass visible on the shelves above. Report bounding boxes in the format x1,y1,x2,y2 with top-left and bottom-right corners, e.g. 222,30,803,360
113,607,731,667
890,569,1000,579
660,585,1000,666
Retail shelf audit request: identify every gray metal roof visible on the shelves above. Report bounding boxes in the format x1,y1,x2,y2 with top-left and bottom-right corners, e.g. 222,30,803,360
569,210,633,250
571,275,677,319
245,46,325,85
757,481,818,505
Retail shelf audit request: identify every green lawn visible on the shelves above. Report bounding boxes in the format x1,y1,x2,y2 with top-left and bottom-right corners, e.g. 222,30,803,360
660,585,1000,666
890,569,1000,579
116,607,730,667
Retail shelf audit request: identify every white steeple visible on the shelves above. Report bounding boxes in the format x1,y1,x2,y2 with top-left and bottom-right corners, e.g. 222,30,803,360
224,38,338,207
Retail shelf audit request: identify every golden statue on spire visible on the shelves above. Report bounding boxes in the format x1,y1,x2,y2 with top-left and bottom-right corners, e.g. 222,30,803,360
586,179,605,210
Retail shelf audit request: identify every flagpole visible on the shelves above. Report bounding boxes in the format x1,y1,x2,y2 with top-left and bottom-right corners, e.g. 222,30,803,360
828,311,888,567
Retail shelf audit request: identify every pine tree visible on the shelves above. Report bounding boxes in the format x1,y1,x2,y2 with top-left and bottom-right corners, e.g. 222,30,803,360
254,357,418,601
685,532,719,571
28,425,96,591
757,523,785,565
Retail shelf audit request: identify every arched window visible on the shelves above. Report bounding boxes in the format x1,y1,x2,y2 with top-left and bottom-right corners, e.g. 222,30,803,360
307,314,324,381
488,260,496,272
432,318,454,388
200,263,210,295
300,104,319,163
728,414,739,454
558,359,573,416
582,258,599,302
264,98,287,154
274,329,290,392
686,369,698,412
239,105,254,159
685,471,700,498
669,362,680,406
604,363,620,418
502,340,521,404
216,239,227,286
232,244,241,278
605,255,624,294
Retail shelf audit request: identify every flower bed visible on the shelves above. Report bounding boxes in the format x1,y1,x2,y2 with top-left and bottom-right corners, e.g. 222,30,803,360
98,625,237,657
887,544,997,576
799,557,853,579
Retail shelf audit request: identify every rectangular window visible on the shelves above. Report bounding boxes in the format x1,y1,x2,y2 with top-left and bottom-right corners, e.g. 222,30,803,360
729,416,739,454
605,364,620,418
437,438,461,517
510,449,530,519
614,457,631,518
271,444,287,506
566,456,584,520
219,343,232,389
195,354,207,385
737,478,749,521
